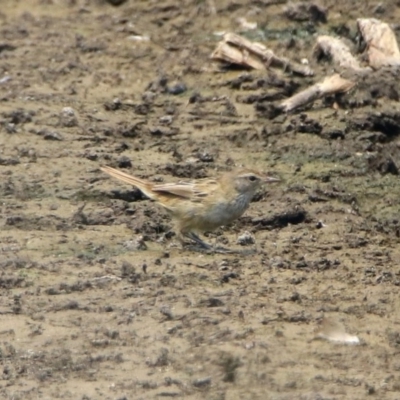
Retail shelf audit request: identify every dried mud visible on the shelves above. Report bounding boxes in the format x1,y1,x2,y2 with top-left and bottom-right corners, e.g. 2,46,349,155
1,1,400,399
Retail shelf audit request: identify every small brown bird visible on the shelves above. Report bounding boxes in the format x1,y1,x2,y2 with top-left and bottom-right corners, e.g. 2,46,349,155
101,166,279,251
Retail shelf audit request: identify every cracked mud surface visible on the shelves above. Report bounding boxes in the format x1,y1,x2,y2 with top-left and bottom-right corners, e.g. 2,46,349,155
1,1,400,399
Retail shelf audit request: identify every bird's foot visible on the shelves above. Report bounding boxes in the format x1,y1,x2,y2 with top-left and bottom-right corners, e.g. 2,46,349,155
185,246,257,255
180,232,212,249
214,246,257,255
181,233,257,255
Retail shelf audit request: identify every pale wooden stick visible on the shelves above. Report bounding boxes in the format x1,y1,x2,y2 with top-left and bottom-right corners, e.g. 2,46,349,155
224,33,314,76
357,18,400,69
211,41,265,70
280,74,355,112
211,32,314,76
314,35,368,72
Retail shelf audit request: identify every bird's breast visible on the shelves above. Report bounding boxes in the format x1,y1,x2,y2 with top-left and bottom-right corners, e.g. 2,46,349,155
199,193,252,228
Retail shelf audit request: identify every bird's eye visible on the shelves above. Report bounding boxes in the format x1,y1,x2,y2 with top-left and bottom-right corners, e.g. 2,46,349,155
248,175,257,182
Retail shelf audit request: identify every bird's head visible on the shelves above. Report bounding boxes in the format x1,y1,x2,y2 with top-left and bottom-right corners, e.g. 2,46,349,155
231,169,280,195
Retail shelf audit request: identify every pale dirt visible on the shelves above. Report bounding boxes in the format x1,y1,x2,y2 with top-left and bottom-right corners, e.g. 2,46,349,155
1,1,400,399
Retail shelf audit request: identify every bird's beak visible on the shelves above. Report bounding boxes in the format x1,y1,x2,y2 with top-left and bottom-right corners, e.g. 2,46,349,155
263,175,280,183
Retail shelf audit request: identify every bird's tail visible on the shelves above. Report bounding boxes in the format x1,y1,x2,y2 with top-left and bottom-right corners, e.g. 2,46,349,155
101,166,155,199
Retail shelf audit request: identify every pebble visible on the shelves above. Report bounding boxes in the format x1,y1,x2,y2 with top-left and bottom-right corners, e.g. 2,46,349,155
60,107,78,127
123,236,147,251
237,231,255,246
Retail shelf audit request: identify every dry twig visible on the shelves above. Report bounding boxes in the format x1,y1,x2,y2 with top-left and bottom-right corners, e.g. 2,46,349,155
357,18,400,69
280,74,355,112
314,35,369,72
211,33,314,76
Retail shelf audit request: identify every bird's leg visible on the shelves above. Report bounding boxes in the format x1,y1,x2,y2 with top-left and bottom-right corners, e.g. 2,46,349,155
178,231,214,252
210,235,258,255
180,231,253,255
186,232,213,250
184,232,237,254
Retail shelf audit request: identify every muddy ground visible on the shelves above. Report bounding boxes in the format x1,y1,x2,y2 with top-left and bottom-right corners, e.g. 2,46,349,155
1,0,400,399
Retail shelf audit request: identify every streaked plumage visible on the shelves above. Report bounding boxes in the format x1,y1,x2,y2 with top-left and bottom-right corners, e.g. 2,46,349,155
101,166,279,251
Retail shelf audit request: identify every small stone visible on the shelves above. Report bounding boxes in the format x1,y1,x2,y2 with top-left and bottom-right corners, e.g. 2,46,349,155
141,91,157,103
85,151,98,161
104,98,122,111
167,82,187,95
192,377,211,388
197,151,214,162
237,231,255,246
159,115,173,125
117,156,132,168
149,126,179,136
221,272,239,283
244,342,255,350
60,107,78,127
123,236,147,251
316,220,326,229
5,123,16,134
159,305,174,320
0,75,11,84
44,131,63,141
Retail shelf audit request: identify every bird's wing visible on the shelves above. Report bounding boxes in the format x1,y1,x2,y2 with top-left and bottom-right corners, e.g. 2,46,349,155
152,182,199,199
152,179,217,201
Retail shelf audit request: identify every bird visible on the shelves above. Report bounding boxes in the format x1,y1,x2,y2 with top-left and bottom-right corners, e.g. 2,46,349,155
101,166,279,252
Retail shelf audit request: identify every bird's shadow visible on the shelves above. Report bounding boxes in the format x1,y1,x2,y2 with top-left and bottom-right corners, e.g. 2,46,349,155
184,245,257,256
